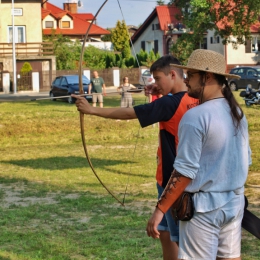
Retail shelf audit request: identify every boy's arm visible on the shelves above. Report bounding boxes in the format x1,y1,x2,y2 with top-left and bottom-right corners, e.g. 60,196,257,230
72,95,137,119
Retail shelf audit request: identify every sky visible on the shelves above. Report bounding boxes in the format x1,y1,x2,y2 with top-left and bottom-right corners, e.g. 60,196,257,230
48,0,158,28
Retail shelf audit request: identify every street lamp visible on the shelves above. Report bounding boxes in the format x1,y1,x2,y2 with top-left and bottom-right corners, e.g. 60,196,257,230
11,0,17,94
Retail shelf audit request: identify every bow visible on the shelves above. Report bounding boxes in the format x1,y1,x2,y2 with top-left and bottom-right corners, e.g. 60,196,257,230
78,0,124,206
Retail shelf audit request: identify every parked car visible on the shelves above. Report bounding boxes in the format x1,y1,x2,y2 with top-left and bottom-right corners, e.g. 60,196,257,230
228,66,260,91
139,69,154,87
50,75,91,103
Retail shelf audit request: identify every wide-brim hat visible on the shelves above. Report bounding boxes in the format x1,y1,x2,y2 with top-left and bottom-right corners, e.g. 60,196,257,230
171,49,240,79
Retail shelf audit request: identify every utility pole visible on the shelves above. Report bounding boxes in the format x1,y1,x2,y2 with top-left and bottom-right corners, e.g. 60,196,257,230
12,0,17,94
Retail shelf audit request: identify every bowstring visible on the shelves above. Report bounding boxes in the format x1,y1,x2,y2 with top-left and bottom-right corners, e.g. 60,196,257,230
116,0,149,204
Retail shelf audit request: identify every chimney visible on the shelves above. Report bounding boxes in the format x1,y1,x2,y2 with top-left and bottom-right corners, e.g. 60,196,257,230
63,1,78,13
42,0,47,9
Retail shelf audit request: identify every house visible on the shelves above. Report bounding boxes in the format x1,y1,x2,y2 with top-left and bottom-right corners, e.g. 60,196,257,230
131,5,260,71
206,22,260,71
42,1,110,43
0,0,112,93
0,0,56,93
131,5,185,57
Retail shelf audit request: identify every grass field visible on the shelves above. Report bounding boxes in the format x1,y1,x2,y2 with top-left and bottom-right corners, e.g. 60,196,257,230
0,91,259,259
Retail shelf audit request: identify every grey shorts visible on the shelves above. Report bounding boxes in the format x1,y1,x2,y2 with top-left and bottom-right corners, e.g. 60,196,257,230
178,193,244,260
92,93,103,103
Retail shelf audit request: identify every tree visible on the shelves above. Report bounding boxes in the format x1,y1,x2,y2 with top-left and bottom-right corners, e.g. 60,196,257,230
20,62,32,75
157,0,165,5
168,0,260,63
111,20,131,59
44,32,81,70
170,34,196,64
101,28,112,42
141,50,160,67
83,45,107,69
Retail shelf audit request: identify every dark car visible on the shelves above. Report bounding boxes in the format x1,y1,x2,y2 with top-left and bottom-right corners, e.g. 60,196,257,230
50,75,91,103
228,66,260,91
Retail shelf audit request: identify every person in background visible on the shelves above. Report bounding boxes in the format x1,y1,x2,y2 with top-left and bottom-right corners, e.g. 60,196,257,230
146,49,251,260
88,70,106,108
72,54,199,260
117,76,137,108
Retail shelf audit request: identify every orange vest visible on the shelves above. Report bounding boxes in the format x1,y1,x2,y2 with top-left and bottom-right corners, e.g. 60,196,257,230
156,93,199,187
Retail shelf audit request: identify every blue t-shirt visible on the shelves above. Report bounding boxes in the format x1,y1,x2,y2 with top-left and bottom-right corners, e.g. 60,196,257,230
174,98,251,212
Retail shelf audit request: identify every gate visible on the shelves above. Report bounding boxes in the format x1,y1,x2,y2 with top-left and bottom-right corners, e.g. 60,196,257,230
17,72,33,91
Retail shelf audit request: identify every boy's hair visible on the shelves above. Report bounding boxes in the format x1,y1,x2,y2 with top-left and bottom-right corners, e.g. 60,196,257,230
150,55,183,78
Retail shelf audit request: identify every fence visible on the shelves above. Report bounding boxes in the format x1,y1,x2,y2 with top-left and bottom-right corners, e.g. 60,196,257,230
41,67,144,91
1,67,148,93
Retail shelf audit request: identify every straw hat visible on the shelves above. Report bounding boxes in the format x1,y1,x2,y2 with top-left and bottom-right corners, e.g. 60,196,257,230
171,49,240,79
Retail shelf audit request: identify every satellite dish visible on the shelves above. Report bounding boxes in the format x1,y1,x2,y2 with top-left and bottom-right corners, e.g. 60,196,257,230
78,0,83,7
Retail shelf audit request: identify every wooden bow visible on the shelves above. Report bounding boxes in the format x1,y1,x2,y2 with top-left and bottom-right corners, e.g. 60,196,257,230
78,0,124,206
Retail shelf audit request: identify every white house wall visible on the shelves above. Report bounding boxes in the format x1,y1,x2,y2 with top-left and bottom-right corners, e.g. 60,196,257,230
0,2,42,42
207,30,259,66
206,30,224,55
226,38,259,65
132,17,164,57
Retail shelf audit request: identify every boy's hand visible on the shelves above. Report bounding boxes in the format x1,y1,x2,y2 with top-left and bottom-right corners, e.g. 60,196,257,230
71,94,92,114
144,84,161,96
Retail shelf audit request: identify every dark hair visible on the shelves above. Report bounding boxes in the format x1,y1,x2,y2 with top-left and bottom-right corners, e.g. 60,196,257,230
214,74,244,129
150,55,184,78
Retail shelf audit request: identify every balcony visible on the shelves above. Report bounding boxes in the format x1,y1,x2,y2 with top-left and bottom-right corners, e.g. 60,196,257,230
0,42,54,57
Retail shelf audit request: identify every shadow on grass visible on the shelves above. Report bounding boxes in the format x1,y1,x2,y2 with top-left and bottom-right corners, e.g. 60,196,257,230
0,156,153,178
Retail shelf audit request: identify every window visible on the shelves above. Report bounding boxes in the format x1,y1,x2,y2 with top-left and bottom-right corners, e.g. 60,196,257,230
247,69,256,77
146,41,154,53
152,23,160,30
156,24,160,30
232,68,245,75
154,40,158,54
245,39,251,53
62,21,70,28
61,77,67,86
45,21,54,28
245,37,260,53
8,26,26,43
201,38,207,49
141,41,145,51
53,77,62,85
252,37,259,52
210,36,220,44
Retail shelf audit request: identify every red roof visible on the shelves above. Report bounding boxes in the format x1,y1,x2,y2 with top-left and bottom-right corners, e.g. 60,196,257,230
42,2,110,36
73,13,94,22
156,5,183,31
43,17,110,36
44,2,72,19
132,5,183,43
250,20,260,33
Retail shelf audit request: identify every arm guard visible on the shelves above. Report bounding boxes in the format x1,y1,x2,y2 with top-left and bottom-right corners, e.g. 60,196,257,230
156,170,192,214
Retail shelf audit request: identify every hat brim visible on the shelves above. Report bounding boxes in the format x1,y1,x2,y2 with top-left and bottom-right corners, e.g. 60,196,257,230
170,64,241,79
